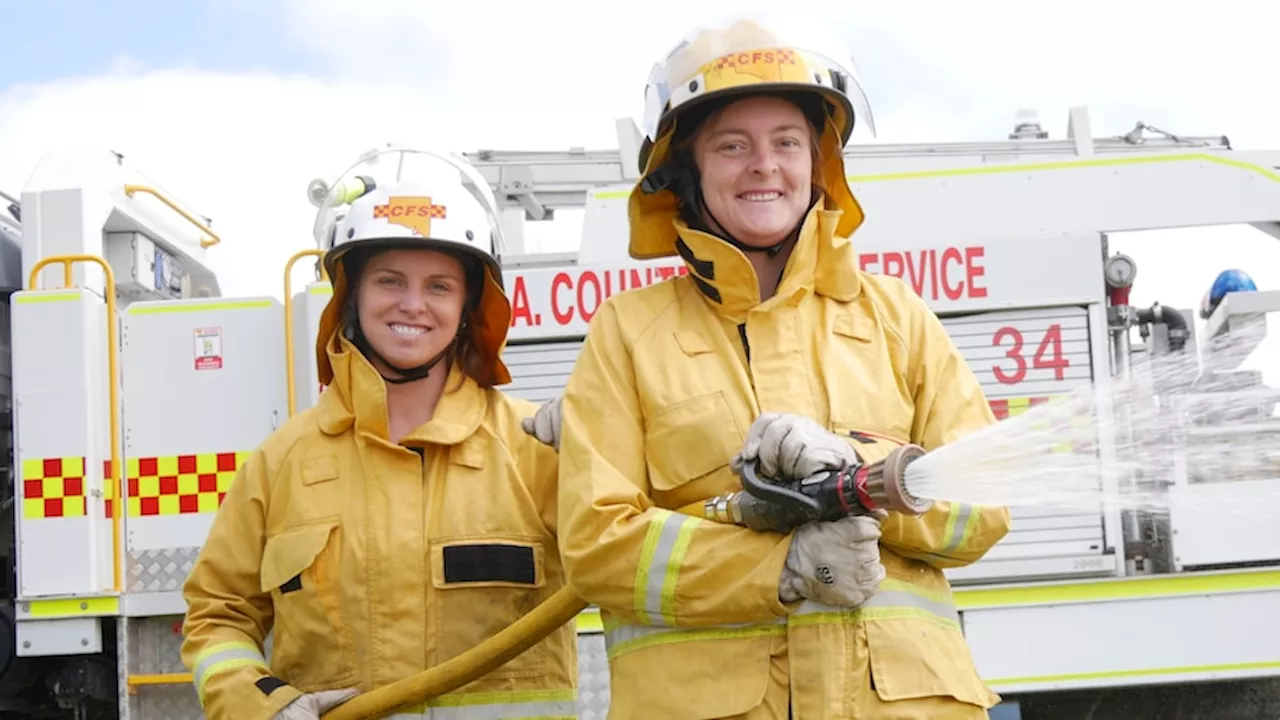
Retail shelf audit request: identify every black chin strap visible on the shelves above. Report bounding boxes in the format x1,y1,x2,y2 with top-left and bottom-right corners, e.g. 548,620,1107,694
342,291,456,384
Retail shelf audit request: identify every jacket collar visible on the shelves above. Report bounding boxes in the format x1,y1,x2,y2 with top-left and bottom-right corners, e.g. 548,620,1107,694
315,334,486,448
671,202,863,323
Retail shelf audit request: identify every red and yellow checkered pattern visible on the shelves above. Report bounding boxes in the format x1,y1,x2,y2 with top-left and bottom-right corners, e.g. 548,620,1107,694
988,395,1057,420
22,457,115,519
126,452,248,517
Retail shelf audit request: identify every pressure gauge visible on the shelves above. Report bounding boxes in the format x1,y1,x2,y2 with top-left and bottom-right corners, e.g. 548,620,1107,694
1104,253,1137,289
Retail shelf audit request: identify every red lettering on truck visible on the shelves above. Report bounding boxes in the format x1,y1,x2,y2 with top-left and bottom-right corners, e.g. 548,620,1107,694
859,245,988,301
508,265,688,328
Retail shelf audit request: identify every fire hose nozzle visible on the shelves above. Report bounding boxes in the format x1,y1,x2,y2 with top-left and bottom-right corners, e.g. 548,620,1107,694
702,444,933,533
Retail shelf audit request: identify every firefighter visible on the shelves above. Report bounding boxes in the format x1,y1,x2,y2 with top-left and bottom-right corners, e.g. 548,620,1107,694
180,147,577,720
525,15,1012,720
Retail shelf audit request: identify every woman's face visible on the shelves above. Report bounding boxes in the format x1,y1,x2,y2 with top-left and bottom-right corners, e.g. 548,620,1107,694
692,95,815,249
355,248,467,372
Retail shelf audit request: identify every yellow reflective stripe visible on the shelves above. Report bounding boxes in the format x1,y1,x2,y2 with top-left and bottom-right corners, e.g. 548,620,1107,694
14,291,80,304
603,618,785,660
603,586,961,659
390,688,577,719
126,299,273,315
955,568,1280,609
987,659,1280,688
26,596,119,618
633,510,700,626
575,607,602,633
191,641,267,703
940,502,980,556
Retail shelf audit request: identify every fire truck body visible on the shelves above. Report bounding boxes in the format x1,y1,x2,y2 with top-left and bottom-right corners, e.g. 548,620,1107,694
0,106,1276,719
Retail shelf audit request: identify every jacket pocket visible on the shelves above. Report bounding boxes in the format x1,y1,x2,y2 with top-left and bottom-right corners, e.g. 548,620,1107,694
260,519,355,688
644,391,743,497
607,632,776,719
864,616,997,709
430,535,551,681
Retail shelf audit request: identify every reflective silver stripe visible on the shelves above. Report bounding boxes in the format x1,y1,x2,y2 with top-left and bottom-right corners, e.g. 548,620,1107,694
190,640,267,702
941,502,977,555
635,510,701,626
604,585,961,658
389,690,577,719
798,582,961,627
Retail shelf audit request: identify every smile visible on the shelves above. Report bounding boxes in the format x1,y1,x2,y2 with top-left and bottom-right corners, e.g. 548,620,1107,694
738,190,782,202
390,323,430,336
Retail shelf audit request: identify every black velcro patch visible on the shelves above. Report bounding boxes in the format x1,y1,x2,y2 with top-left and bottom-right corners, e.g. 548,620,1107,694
443,544,536,585
280,573,303,594
256,676,288,696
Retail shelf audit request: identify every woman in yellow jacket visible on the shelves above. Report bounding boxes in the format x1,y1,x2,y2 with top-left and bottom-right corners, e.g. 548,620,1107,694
529,16,1012,720
180,148,577,720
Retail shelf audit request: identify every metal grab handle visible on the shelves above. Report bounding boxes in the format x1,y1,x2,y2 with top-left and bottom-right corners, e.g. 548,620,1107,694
28,255,124,593
122,184,221,249
283,249,329,417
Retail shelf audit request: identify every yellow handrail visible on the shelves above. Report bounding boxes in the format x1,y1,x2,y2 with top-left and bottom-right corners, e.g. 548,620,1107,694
28,256,123,594
283,249,329,418
122,184,221,249
126,672,192,694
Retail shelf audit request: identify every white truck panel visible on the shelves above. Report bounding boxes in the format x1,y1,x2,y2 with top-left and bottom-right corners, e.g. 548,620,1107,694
119,297,286,592
11,289,113,598
960,572,1280,694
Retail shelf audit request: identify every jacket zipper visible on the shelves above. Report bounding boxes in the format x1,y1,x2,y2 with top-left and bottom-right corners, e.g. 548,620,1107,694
737,323,751,363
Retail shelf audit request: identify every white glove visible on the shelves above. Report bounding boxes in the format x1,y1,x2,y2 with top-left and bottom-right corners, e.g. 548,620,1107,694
732,412,856,481
779,514,886,608
274,688,360,720
520,396,562,450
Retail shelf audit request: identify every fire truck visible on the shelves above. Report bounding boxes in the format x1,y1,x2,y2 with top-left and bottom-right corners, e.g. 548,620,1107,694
0,105,1277,719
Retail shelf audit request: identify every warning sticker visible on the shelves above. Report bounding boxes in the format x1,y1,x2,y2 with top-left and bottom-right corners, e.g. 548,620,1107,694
194,327,223,371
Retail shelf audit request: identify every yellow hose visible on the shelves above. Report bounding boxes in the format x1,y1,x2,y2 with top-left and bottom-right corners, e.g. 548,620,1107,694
319,587,589,720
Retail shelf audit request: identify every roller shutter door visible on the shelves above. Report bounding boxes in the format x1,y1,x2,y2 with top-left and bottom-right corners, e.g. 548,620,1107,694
939,306,1108,584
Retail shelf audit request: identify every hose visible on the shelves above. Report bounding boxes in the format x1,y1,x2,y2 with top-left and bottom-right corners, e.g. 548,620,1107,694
319,587,589,720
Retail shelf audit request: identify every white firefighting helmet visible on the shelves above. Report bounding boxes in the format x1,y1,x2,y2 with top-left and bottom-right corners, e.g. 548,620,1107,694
312,145,505,287
308,146,513,387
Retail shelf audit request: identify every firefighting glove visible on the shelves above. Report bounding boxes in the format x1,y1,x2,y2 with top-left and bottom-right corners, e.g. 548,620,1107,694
778,513,887,608
273,687,360,720
521,396,562,450
732,412,857,481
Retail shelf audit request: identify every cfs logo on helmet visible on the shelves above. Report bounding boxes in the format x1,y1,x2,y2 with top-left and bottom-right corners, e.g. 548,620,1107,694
373,196,448,238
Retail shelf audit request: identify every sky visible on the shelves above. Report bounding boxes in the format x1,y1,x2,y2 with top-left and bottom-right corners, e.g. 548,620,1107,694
1,0,1278,370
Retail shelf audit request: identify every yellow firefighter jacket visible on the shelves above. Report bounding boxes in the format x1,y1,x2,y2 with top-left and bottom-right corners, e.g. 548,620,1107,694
555,202,1012,719
180,334,577,720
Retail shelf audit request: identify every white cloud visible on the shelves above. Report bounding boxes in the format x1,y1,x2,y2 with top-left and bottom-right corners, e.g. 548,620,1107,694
0,0,1277,379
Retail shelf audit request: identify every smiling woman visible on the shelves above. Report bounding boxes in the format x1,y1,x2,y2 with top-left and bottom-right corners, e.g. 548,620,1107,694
538,13,1011,720
179,147,578,720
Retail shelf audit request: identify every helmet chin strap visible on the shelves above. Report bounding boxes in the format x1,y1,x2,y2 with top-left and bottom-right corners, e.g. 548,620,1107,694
342,291,457,385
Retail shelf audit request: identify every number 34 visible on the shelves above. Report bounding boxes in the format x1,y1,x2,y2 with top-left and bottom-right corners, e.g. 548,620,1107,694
992,324,1070,385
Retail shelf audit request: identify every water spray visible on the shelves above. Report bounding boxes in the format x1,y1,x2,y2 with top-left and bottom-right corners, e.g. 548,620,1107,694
698,445,935,532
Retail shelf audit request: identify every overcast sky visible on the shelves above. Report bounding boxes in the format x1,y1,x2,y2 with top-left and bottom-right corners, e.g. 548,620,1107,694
1,0,1278,370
